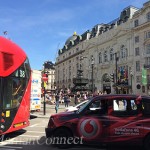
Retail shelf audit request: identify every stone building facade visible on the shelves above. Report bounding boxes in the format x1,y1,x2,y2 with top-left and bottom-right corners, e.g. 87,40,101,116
43,61,55,92
55,1,150,95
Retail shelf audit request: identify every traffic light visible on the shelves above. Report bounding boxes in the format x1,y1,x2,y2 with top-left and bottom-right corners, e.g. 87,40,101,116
110,73,115,82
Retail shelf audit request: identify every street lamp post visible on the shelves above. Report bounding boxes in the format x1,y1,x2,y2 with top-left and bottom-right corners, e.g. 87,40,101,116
130,70,133,94
43,64,46,115
114,52,119,94
91,57,94,93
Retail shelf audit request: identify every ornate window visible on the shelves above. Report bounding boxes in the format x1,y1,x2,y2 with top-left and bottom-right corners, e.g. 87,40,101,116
145,31,150,39
145,57,150,65
136,76,141,83
135,47,140,56
135,36,139,43
99,52,102,63
147,12,150,22
146,44,150,54
120,45,127,58
110,48,114,61
136,61,140,72
134,19,139,27
104,51,108,62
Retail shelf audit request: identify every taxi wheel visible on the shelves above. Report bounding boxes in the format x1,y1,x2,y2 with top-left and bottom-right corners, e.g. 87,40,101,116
53,128,73,149
144,135,150,150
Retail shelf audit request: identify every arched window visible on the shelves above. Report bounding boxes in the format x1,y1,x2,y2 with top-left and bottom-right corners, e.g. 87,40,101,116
120,45,127,58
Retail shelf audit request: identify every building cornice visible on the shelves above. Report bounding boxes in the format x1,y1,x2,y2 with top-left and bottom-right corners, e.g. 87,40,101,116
133,21,150,31
55,49,85,66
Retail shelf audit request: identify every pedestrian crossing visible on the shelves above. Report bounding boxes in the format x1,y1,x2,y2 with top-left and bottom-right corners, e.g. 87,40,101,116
0,121,46,150
0,119,107,150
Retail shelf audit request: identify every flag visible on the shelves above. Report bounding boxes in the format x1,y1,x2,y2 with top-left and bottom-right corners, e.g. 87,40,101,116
142,67,147,85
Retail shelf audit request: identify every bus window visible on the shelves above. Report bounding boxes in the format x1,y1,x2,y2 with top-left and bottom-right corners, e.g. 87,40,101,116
3,58,30,109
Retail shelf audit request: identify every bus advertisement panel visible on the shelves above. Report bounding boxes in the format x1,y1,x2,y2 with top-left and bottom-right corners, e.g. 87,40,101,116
30,70,42,111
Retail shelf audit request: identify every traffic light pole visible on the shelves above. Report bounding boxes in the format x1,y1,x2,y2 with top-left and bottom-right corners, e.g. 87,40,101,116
42,63,47,116
43,86,46,115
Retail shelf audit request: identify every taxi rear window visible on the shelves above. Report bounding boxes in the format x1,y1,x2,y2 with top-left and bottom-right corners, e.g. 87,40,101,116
142,99,150,116
112,99,138,116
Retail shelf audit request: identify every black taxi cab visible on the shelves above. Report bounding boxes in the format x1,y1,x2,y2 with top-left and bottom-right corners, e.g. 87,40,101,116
45,94,150,150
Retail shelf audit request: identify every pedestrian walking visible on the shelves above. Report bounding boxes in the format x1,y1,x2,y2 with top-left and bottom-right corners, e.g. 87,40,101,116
64,94,69,107
55,102,59,113
74,91,81,105
55,93,59,113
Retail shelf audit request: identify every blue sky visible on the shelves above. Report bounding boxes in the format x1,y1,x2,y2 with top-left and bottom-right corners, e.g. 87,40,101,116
0,0,148,70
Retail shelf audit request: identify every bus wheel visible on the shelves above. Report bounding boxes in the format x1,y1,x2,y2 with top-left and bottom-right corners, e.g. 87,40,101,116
53,128,73,149
144,135,150,150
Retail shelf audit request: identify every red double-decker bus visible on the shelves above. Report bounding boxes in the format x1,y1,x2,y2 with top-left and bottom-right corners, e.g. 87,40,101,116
0,36,31,135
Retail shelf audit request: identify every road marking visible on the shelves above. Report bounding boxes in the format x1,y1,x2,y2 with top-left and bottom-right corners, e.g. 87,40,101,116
29,124,38,127
9,140,27,143
34,126,46,127
0,148,15,150
0,138,25,146
27,131,45,133
19,135,39,137
0,145,22,149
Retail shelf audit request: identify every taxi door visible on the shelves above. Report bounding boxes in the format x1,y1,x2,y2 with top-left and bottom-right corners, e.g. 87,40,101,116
77,98,109,144
108,97,143,145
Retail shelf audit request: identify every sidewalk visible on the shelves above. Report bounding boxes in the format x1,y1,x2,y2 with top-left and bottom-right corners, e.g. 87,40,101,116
30,103,66,118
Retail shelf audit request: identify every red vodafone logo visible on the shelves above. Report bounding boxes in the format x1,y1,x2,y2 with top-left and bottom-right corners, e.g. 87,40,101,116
78,118,101,139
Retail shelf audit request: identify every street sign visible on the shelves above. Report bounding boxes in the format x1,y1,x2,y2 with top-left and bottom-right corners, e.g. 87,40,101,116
42,74,48,82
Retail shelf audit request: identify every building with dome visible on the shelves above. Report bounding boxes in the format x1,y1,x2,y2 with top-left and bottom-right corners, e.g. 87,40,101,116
55,1,150,95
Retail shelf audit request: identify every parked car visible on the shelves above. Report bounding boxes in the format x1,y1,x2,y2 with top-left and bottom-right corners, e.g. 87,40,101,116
65,100,88,112
45,94,150,150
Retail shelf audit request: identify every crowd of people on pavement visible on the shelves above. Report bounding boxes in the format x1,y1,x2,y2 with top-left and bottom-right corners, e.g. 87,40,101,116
44,89,108,113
